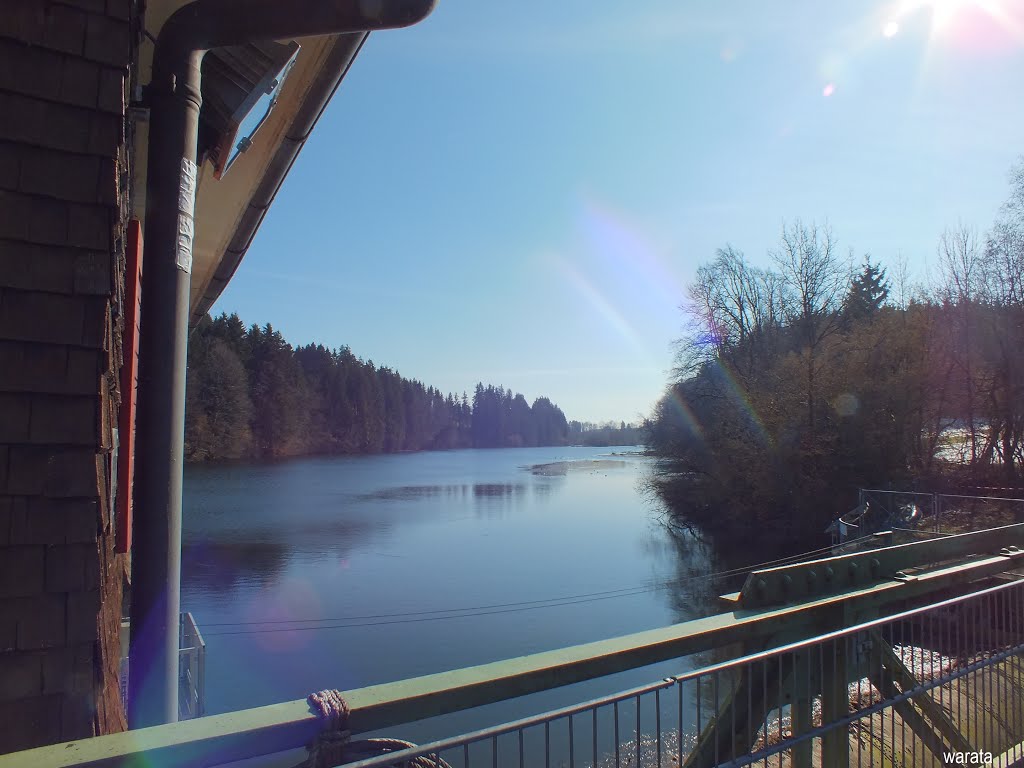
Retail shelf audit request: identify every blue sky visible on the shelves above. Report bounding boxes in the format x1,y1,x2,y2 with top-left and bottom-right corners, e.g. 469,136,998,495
213,0,1024,424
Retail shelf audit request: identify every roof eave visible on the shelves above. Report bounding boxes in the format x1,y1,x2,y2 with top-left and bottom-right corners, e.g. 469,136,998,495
189,31,368,327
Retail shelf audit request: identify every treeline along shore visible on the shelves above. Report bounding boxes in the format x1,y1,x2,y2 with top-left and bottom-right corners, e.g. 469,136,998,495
184,313,571,461
646,160,1024,548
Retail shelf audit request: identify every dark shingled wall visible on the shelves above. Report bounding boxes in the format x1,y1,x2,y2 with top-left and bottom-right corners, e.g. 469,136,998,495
0,0,136,752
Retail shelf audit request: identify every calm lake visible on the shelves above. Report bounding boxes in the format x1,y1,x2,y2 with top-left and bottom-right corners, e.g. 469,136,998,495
181,446,740,750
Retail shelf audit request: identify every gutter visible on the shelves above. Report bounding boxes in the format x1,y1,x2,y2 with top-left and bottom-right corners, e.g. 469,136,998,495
189,31,369,326
131,0,436,729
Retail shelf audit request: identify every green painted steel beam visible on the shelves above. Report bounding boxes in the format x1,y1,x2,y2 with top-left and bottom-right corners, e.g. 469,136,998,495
869,629,973,754
5,553,1020,768
739,523,1024,609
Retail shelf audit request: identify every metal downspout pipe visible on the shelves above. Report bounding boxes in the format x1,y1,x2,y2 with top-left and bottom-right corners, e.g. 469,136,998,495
131,0,437,728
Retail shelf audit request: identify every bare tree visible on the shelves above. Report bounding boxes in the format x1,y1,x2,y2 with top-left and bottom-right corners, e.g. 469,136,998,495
976,162,1024,477
681,245,781,382
938,224,983,463
892,252,911,310
771,220,851,430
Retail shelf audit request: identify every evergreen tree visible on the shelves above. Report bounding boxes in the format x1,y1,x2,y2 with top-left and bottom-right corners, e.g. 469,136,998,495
184,313,577,460
843,259,890,323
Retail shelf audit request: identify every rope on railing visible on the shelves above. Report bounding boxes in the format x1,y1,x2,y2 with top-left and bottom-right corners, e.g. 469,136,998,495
305,689,454,768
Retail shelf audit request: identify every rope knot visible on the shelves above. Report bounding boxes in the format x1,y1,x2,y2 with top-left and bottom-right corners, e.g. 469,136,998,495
304,689,452,768
307,690,351,768
308,689,351,731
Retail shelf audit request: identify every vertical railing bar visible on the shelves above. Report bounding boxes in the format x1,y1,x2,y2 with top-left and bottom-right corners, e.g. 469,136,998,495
888,622,895,767
791,652,796,767
696,676,702,768
731,666,737,763
545,720,550,768
947,598,953,759
962,597,968,753
1013,584,1019,757
919,614,925,766
851,634,860,768
1007,586,1012,760
1001,588,1009,754
986,591,992,751
614,700,620,768
996,589,1002,750
872,630,880,768
491,735,497,768
713,673,719,767
656,686,662,768
907,617,914,767
976,594,982,757
1017,582,1022,761
984,592,990,752
748,661,754,763
826,636,833,765
978,593,984,749
1017,583,1023,760
821,640,829,768
969,596,975,754
807,641,812,766
991,590,997,750
517,728,522,768
993,590,999,749
956,596,963,760
929,606,937,765
635,694,640,768
569,712,574,768
464,738,470,768
1010,587,1019,761
593,705,598,768
777,655,783,763
850,632,857,768
869,629,877,768
678,675,684,768
762,659,768,768
987,589,995,753
1014,584,1020,760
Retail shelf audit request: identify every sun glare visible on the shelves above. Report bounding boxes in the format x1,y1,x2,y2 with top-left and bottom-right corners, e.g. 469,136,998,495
891,0,1022,41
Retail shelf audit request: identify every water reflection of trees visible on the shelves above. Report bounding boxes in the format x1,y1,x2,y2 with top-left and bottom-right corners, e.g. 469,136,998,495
640,464,769,683
181,516,384,592
354,478,567,517
181,537,289,592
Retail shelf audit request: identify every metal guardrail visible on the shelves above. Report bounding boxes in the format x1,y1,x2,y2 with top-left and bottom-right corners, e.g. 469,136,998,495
179,611,207,720
337,577,1024,768
118,613,206,722
8,526,1024,768
852,489,1024,538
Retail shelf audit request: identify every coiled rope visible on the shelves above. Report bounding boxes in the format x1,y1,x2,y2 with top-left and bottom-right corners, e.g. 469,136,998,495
306,690,453,768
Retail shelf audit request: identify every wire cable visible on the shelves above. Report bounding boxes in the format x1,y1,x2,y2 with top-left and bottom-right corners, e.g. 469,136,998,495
198,537,869,638
200,537,851,629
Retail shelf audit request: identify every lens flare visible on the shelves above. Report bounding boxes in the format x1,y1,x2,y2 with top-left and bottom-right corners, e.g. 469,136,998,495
667,387,704,440
555,255,647,358
889,0,1023,51
247,577,322,654
708,359,772,447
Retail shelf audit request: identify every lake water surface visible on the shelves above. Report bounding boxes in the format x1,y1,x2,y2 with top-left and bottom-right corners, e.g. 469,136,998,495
181,446,733,748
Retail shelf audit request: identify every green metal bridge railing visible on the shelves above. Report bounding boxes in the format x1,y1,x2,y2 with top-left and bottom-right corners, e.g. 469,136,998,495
4,524,1024,768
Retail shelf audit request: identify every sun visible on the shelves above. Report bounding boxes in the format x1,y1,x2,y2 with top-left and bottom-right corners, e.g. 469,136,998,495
886,0,1022,49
